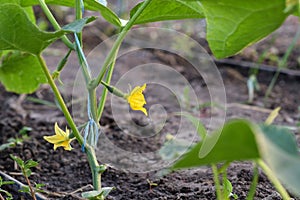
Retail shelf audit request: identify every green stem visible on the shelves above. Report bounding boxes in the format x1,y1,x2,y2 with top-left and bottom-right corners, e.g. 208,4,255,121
75,0,83,45
74,41,91,83
38,54,101,191
37,54,83,144
86,147,101,190
97,53,117,121
74,1,101,191
38,0,74,50
92,0,152,88
56,48,72,72
257,159,290,200
264,26,300,102
222,170,229,200
74,0,98,120
212,164,222,200
246,163,259,200
218,161,230,174
89,89,98,123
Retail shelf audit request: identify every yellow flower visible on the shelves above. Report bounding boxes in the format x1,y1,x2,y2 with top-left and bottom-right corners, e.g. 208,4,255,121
43,123,74,151
126,84,148,116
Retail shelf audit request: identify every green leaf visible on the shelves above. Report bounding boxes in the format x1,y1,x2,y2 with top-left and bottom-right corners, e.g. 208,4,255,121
130,0,204,25
81,190,102,199
172,119,300,197
0,4,64,54
35,183,45,189
20,0,122,27
2,181,15,186
19,126,32,135
159,136,193,161
201,0,289,58
224,178,233,197
1,0,36,23
19,186,30,194
0,143,15,151
96,165,107,174
0,188,13,199
62,16,97,33
10,154,24,167
257,125,300,196
172,120,260,169
81,187,114,200
0,53,47,94
179,112,207,139
101,187,114,198
24,6,36,23
24,168,32,177
25,159,39,169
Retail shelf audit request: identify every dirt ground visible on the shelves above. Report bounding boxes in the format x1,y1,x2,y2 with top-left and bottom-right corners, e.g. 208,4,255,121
1,14,300,200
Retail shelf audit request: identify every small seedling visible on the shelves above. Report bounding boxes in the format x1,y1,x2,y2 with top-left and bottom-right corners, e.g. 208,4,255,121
10,155,44,200
223,178,238,200
247,75,260,103
0,127,31,151
146,179,158,191
0,176,14,200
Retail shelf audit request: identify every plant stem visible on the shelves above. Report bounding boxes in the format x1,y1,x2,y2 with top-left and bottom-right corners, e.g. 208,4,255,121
22,171,36,200
212,164,222,200
86,147,101,190
37,54,83,144
88,89,98,123
257,159,291,200
264,26,300,102
38,0,74,50
218,161,230,174
74,0,98,121
246,163,259,200
92,0,152,88
222,170,229,200
97,53,117,121
38,54,102,190
75,0,83,45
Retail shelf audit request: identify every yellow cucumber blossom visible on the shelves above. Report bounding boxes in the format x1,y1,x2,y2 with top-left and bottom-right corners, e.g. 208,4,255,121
126,84,148,116
44,123,74,151
101,81,148,116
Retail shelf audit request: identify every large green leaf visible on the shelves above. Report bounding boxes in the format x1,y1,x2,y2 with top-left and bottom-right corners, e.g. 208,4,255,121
258,125,300,196
130,0,204,25
201,0,289,58
172,120,300,197
0,4,96,54
1,0,36,23
172,120,260,169
62,16,97,33
23,6,36,23
0,4,64,54
20,0,122,27
0,52,47,94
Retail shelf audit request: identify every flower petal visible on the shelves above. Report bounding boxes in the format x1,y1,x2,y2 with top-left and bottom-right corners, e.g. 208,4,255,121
44,123,73,151
126,84,147,116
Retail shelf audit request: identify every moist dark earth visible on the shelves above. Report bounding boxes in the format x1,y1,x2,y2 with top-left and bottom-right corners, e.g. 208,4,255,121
1,17,300,200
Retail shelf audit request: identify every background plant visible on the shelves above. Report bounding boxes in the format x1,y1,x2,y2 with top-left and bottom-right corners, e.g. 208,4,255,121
10,155,44,200
0,127,31,151
0,176,14,200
